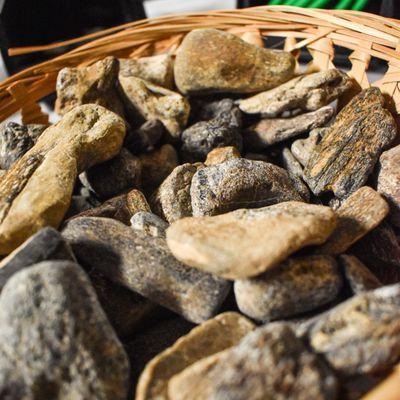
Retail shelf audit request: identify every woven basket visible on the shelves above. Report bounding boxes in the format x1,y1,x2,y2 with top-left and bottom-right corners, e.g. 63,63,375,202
2,5,400,399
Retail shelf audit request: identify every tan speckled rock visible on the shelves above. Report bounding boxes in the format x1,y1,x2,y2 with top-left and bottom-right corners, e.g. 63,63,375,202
166,202,337,279
291,127,327,167
136,312,255,400
118,76,190,137
174,29,295,95
0,105,125,255
204,146,240,166
239,69,352,116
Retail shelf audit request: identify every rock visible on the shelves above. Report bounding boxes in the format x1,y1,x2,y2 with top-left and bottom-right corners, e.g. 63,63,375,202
234,255,341,322
80,148,141,199
317,187,389,255
136,312,255,400
291,127,327,166
190,158,303,217
194,98,240,122
167,201,336,279
152,163,202,223
131,211,169,238
124,120,165,154
204,146,240,166
377,144,400,228
62,217,230,323
0,227,75,292
118,76,190,138
55,56,123,116
339,254,381,294
308,284,400,375
0,104,126,255
65,195,97,219
303,88,397,198
245,106,334,148
239,69,352,116
168,323,338,400
119,54,174,89
0,261,129,399
0,122,47,169
139,144,179,193
174,29,295,95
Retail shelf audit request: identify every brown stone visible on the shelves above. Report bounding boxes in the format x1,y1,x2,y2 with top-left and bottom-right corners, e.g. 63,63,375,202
317,187,389,255
0,105,125,255
303,88,397,198
136,312,255,400
174,29,295,95
239,69,352,116
291,127,327,167
166,202,337,279
204,146,240,166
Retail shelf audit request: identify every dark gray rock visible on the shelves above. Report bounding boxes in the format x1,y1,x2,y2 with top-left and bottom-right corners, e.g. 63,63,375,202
124,119,165,154
0,260,129,399
130,211,169,238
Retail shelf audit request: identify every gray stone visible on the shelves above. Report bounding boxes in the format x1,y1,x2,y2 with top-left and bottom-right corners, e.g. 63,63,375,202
131,211,169,238
124,120,165,154
0,260,129,399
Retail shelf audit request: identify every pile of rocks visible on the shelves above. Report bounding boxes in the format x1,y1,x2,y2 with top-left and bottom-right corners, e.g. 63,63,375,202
0,28,399,399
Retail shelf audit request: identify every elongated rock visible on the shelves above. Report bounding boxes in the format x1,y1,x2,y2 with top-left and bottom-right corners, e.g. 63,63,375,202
235,255,341,322
190,158,303,217
0,261,129,399
168,323,338,400
62,217,230,323
239,69,352,116
136,312,255,400
167,202,336,279
303,88,397,198
245,106,334,148
174,29,295,95
0,104,126,255
317,186,389,255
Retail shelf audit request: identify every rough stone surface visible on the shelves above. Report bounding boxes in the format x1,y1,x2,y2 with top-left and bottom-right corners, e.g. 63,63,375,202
234,255,341,322
309,284,400,375
239,69,352,116
194,98,240,122
204,146,240,166
174,29,295,95
317,186,389,255
55,56,123,116
168,323,338,400
124,119,165,154
167,201,337,279
245,106,334,148
152,163,201,223
136,312,255,400
0,104,126,255
62,217,230,323
0,122,47,170
119,54,174,89
190,158,303,217
0,261,129,399
80,148,141,199
339,254,381,294
303,88,397,198
291,127,327,167
139,144,179,193
118,76,190,138
131,211,169,238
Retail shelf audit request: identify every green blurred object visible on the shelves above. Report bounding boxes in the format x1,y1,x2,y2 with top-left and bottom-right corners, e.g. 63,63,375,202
267,0,369,9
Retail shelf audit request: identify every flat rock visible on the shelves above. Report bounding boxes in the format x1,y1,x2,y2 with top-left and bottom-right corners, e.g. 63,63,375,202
174,29,295,95
0,122,47,169
118,76,190,138
131,211,169,238
80,148,141,199
245,106,334,148
62,217,230,323
119,54,174,89
0,261,129,399
55,56,123,116
168,323,338,400
291,127,327,166
339,254,381,294
234,255,342,322
136,312,255,400
190,158,303,217
204,146,240,166
239,69,352,116
0,104,126,255
317,186,389,255
309,284,400,375
167,201,337,279
124,119,165,154
303,88,397,198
